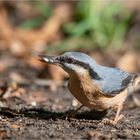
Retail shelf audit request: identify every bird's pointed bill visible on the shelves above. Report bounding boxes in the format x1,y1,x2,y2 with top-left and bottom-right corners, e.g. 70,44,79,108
38,55,58,64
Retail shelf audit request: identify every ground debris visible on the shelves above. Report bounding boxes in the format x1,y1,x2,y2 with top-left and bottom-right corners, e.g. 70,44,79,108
0,85,139,140
87,130,111,140
0,82,25,99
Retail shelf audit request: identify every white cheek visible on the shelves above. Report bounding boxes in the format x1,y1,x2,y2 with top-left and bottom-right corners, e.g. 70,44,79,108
63,64,87,75
72,65,87,75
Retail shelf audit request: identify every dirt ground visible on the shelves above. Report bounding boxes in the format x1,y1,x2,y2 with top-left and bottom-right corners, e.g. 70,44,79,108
0,54,140,140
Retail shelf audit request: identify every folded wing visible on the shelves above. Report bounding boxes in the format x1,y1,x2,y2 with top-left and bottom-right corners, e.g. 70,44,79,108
93,67,134,96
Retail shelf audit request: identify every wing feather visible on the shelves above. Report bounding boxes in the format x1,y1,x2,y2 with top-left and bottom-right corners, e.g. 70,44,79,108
93,67,134,96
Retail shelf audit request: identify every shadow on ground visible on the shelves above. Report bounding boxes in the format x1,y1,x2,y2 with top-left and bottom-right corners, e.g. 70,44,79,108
0,106,107,120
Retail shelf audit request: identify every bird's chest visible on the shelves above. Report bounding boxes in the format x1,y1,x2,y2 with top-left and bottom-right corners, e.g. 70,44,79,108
68,73,104,109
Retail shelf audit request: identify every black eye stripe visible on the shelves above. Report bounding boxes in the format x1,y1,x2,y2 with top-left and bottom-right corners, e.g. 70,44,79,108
72,60,102,80
67,58,73,63
58,57,66,62
61,57,66,62
59,57,74,64
59,56,87,66
73,60,89,69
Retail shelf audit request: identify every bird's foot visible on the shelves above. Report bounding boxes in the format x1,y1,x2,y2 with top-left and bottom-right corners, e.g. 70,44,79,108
102,118,116,125
58,105,84,120
58,110,77,120
67,110,77,119
102,114,125,125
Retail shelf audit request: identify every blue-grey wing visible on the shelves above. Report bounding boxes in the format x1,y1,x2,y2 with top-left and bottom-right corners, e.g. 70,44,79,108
93,67,134,96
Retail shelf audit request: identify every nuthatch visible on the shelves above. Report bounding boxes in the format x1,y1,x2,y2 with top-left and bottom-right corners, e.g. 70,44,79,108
39,52,140,124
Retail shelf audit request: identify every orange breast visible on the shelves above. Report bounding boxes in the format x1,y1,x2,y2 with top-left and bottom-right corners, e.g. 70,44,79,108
68,72,107,110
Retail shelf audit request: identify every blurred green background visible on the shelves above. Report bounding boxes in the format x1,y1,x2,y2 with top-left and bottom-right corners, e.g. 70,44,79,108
17,0,140,51
0,0,140,74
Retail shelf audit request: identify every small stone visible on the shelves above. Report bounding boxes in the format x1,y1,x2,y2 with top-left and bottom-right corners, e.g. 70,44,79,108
30,102,37,106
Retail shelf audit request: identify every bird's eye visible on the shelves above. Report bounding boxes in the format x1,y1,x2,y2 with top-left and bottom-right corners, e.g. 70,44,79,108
67,58,73,64
60,57,66,62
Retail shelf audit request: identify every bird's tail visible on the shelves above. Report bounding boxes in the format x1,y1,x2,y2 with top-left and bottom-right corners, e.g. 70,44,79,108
131,74,140,106
132,74,140,88
128,74,140,95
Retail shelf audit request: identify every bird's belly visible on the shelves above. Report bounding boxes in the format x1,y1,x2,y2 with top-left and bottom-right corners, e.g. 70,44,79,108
99,88,128,109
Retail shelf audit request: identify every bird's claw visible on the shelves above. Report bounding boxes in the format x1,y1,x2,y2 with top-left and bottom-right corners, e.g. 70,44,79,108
58,110,76,120
58,105,84,120
102,118,116,125
102,114,125,125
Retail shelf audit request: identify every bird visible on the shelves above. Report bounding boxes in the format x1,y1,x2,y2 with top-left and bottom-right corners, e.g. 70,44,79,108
39,52,140,124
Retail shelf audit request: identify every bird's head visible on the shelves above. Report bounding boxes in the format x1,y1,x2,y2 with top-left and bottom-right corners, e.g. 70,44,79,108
39,52,100,78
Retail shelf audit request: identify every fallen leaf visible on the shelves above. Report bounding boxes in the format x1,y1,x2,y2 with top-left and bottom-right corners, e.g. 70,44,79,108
10,124,19,129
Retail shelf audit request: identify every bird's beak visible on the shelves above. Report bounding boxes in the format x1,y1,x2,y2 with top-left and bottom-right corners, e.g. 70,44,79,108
38,55,59,65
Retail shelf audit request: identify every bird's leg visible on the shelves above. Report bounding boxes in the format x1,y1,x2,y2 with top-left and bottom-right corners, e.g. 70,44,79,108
68,104,84,117
113,104,124,124
102,104,124,125
112,86,133,123
59,104,84,119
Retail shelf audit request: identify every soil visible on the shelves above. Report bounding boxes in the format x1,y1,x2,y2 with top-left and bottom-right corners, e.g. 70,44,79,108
0,54,140,140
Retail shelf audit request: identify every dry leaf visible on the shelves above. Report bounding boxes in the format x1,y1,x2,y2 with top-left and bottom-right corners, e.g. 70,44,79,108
117,52,139,72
